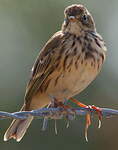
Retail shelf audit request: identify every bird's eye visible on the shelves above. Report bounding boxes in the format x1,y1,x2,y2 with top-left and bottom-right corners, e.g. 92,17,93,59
81,15,88,24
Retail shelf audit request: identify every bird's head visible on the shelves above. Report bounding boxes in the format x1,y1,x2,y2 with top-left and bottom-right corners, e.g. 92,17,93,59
62,4,96,35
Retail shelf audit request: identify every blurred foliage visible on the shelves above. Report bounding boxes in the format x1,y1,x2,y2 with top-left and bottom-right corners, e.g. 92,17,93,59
0,0,118,149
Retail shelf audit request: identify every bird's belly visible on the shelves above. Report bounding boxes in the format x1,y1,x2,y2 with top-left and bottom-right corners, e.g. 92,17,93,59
66,66,97,97
45,59,100,100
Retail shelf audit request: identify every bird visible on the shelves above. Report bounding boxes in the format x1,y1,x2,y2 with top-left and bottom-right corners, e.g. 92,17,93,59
4,4,107,142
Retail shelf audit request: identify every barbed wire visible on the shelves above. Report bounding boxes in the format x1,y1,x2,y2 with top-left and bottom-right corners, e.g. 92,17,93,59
1,106,118,141
1,106,118,120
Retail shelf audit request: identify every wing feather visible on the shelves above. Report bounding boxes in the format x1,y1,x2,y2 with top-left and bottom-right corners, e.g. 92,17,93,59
24,31,64,103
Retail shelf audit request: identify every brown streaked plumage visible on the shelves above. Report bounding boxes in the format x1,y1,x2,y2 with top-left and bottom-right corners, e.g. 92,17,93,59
4,4,107,142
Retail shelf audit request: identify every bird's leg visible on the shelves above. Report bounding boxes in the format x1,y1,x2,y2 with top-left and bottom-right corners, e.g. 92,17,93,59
49,96,71,109
69,97,87,108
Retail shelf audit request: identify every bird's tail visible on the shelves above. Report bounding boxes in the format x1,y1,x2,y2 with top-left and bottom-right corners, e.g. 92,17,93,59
4,105,33,142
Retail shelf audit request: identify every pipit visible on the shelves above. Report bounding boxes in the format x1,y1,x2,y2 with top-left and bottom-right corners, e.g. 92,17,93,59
4,4,107,142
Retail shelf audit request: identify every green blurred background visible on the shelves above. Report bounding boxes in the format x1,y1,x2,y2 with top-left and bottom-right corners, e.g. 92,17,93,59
0,0,118,149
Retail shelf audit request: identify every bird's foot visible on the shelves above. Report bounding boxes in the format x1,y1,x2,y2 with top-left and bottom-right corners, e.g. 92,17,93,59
42,97,73,134
69,97,102,141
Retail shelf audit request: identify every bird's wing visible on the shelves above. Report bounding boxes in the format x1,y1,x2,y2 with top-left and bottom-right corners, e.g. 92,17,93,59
24,31,64,104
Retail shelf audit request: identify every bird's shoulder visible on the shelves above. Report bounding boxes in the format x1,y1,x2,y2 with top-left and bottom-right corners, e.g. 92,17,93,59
31,31,64,78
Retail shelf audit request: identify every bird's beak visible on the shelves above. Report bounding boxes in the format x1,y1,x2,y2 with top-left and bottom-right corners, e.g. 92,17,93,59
68,16,76,22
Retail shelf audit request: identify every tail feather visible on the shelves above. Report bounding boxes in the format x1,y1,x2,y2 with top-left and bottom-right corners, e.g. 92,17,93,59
4,116,33,142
